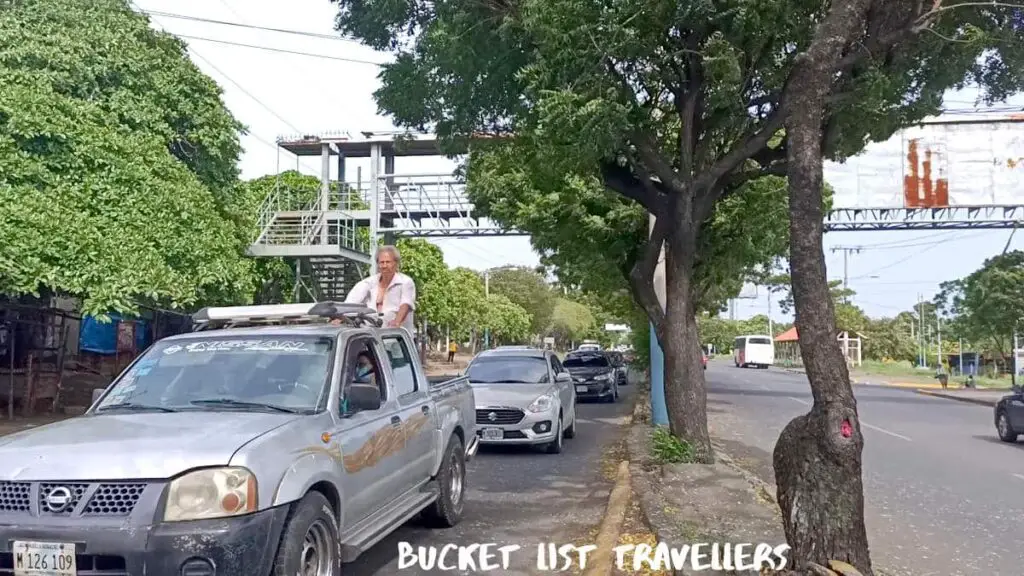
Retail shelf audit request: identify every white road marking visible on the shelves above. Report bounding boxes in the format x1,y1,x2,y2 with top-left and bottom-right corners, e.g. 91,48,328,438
1012,473,1024,482
786,396,912,442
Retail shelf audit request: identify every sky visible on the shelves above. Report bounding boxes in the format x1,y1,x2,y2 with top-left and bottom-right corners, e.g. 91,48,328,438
132,0,1024,323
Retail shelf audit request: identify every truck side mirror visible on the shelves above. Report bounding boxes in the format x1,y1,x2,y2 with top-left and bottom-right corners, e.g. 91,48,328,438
92,388,105,405
348,384,382,411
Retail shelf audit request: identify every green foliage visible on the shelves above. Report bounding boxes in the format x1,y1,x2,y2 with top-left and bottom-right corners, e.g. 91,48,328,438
395,238,452,328
650,425,695,465
0,0,250,315
549,298,596,347
485,266,556,334
480,294,532,345
935,250,1024,359
392,240,534,343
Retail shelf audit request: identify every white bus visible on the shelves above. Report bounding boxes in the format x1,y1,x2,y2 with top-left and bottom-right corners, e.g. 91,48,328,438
733,335,774,368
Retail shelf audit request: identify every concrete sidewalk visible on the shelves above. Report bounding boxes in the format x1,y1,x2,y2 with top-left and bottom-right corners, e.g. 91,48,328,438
914,388,1011,407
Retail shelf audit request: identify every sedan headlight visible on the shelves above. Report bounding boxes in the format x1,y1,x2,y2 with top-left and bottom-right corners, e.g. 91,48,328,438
527,394,556,413
163,467,257,522
596,372,612,381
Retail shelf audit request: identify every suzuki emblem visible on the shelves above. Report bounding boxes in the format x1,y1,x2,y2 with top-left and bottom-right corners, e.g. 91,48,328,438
488,412,497,422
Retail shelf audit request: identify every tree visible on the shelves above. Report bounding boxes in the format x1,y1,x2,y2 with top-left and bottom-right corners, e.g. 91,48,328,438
480,294,532,345
936,251,1024,365
395,239,453,329
444,267,489,340
772,1,1022,572
334,0,1024,569
549,298,597,348
0,0,251,315
485,266,556,335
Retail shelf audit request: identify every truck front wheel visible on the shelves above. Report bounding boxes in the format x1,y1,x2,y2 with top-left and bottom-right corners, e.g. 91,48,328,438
423,434,466,528
272,491,341,576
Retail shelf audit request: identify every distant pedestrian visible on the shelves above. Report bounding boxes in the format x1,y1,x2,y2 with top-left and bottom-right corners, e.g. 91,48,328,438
447,341,457,363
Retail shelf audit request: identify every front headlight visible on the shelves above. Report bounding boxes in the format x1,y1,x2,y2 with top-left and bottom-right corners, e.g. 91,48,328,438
163,467,257,522
597,372,612,381
527,394,555,413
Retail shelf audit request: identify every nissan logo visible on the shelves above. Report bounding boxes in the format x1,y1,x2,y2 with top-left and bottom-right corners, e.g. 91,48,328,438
44,487,73,513
487,412,497,422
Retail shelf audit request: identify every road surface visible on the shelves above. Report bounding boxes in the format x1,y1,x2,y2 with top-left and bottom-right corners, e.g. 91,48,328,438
706,361,1023,576
347,385,634,575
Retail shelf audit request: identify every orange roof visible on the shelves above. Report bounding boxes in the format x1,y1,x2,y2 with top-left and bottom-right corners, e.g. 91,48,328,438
775,327,799,342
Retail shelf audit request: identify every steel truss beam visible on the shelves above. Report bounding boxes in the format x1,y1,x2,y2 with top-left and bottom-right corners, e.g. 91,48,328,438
824,205,1024,231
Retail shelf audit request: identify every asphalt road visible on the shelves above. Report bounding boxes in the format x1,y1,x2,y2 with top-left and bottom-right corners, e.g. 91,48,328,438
705,360,1024,576
347,384,634,575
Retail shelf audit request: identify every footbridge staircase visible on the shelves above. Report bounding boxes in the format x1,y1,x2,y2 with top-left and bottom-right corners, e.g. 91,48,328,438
247,131,522,301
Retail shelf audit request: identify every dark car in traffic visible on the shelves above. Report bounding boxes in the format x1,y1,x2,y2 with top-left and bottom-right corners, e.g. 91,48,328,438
564,350,620,403
994,390,1024,442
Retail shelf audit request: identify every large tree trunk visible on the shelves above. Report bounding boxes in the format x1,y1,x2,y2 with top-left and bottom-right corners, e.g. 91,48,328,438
661,196,713,463
773,0,875,573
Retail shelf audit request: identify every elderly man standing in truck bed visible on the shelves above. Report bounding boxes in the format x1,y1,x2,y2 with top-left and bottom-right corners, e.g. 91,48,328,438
344,244,417,336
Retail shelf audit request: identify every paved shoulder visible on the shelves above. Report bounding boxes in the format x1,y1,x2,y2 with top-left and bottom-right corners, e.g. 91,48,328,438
346,387,634,575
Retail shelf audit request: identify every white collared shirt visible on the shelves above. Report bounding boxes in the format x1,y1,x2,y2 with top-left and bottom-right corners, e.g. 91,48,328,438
344,271,416,335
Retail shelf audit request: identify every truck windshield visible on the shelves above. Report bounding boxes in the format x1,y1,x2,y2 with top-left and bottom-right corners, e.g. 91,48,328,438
94,335,335,414
467,357,550,384
564,354,609,368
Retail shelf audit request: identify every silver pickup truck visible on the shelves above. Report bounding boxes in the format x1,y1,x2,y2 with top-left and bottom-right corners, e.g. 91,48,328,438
0,302,477,576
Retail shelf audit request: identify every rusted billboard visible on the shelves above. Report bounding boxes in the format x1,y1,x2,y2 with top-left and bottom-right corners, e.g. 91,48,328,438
825,115,1024,208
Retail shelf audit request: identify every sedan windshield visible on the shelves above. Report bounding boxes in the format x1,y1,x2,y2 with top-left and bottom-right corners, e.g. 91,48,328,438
467,357,549,384
94,335,335,413
564,354,609,368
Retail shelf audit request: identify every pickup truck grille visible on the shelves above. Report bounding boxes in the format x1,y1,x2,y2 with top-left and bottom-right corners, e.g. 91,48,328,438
0,481,147,517
476,409,525,425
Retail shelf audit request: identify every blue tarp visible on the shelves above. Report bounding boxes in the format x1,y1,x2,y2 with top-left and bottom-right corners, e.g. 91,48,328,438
79,314,151,355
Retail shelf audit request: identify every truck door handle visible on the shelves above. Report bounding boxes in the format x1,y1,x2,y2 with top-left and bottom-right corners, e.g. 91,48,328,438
421,405,430,414
391,415,402,426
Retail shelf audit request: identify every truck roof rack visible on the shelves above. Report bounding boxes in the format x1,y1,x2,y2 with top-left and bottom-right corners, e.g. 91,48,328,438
191,302,383,331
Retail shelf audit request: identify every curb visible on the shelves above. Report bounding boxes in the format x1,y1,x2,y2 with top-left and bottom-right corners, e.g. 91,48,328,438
584,461,631,576
914,388,1002,407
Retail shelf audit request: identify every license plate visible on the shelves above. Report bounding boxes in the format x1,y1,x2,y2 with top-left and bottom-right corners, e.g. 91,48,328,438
575,385,588,393
481,428,503,440
13,541,77,576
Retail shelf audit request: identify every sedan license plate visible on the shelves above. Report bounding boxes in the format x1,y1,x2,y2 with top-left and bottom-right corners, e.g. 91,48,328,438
481,428,504,440
575,385,588,393
13,541,77,576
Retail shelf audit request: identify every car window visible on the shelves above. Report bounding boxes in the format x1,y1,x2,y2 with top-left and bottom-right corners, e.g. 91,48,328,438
341,337,387,413
95,335,335,413
564,353,610,368
748,337,772,345
382,336,419,396
467,357,550,384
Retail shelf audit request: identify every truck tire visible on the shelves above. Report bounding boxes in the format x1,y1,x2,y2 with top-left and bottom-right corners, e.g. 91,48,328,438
423,434,466,528
272,491,341,576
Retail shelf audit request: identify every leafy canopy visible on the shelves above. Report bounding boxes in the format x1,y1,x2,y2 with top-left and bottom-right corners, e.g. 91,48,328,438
484,266,556,335
549,298,597,346
936,250,1024,357
0,0,250,315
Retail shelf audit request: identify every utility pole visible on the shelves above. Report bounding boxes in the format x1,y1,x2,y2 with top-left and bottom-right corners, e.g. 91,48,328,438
921,291,929,366
936,315,942,369
1014,331,1019,390
483,270,490,350
831,245,862,301
767,290,773,337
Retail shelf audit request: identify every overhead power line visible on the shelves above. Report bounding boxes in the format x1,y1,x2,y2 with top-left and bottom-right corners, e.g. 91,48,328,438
143,9,363,44
172,34,385,66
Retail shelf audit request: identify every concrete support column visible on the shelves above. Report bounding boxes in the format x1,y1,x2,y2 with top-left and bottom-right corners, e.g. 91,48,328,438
382,153,396,245
320,143,330,245
369,143,381,275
